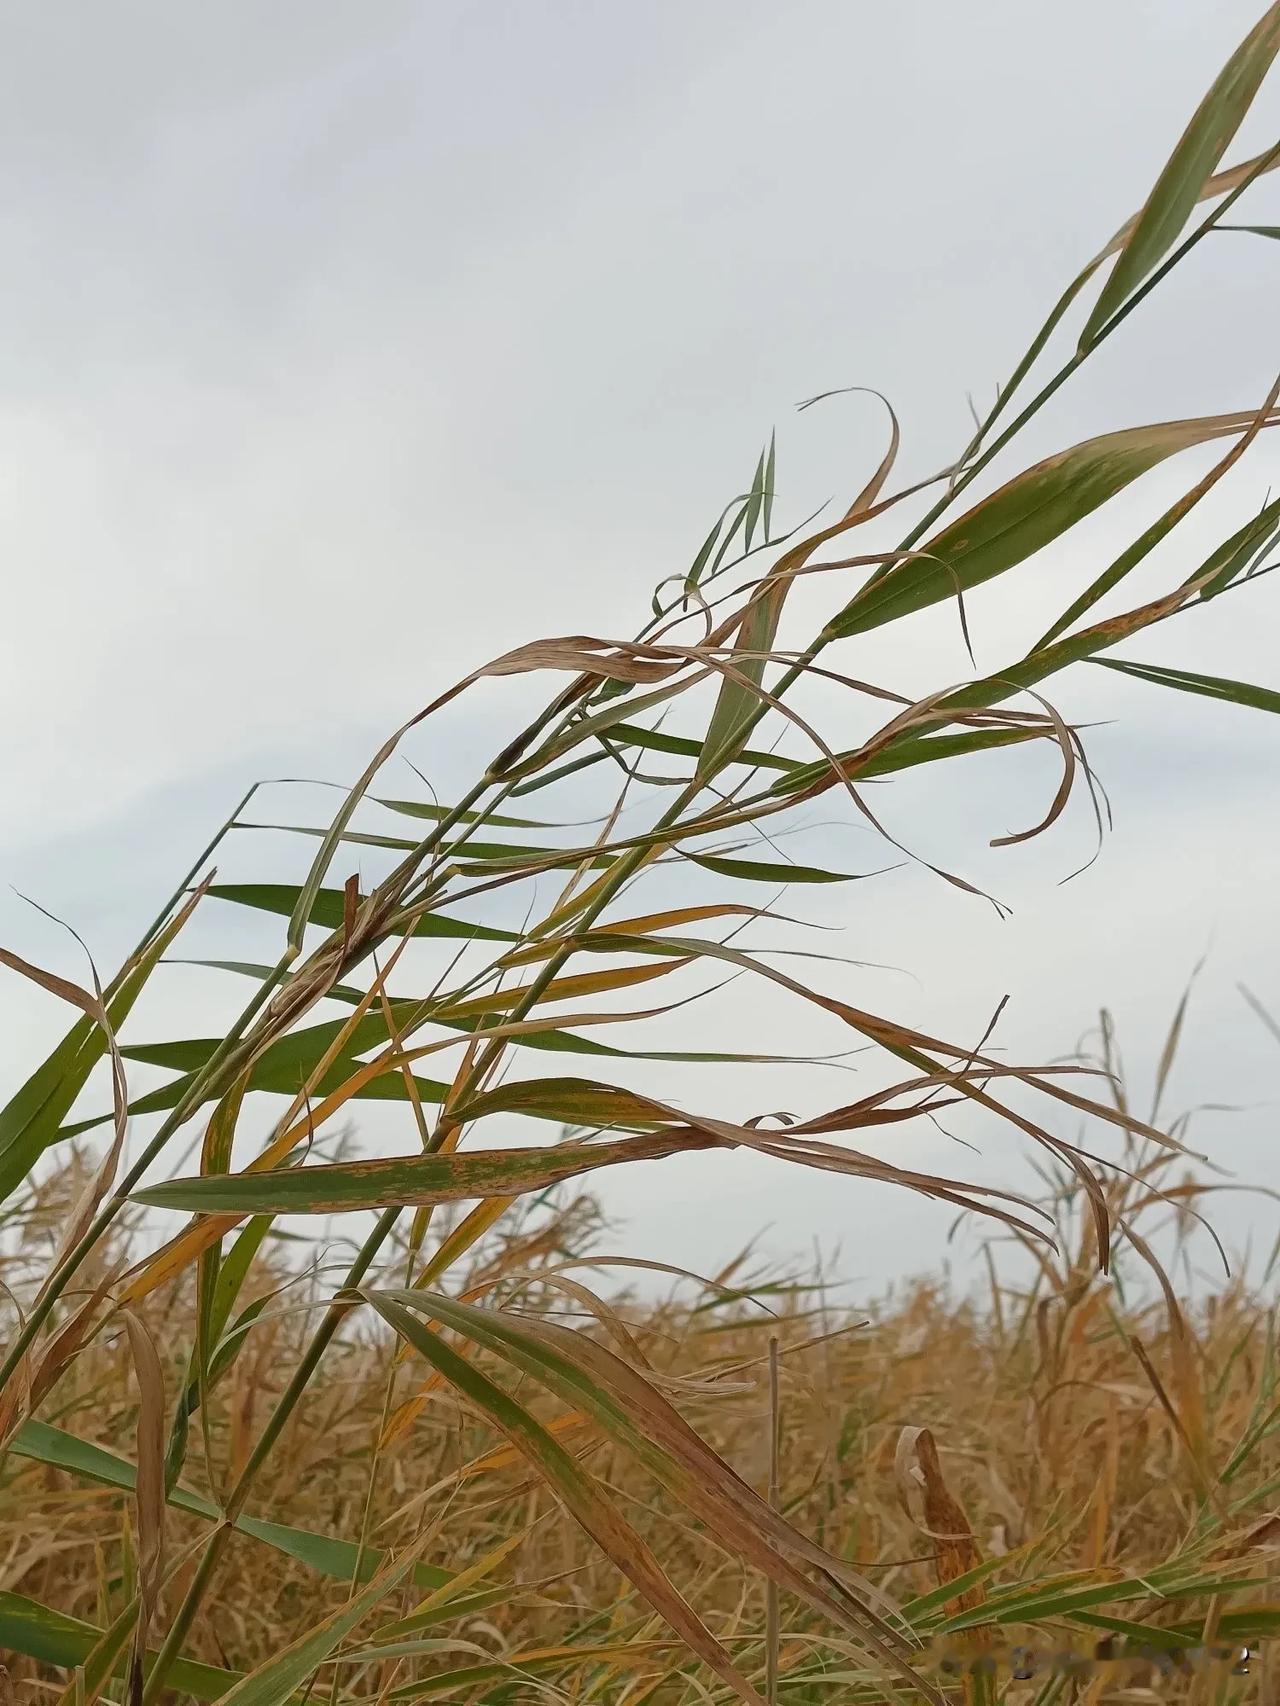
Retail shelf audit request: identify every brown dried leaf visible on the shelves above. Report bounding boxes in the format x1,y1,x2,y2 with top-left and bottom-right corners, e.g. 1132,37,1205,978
894,1426,984,1617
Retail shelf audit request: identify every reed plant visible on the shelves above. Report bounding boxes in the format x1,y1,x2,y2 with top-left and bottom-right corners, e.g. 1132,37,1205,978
7,6,1280,1700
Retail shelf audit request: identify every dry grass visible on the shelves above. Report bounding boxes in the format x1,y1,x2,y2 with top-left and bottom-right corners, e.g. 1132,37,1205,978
6,1070,1280,1702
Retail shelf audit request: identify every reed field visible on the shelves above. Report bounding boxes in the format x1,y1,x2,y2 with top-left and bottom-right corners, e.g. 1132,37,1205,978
6,5,1280,1701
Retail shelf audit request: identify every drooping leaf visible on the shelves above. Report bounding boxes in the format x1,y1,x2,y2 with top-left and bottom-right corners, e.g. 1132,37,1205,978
370,1288,940,1699
683,849,891,885
569,928,1186,1179
363,1291,768,1706
370,796,550,828
130,1130,717,1216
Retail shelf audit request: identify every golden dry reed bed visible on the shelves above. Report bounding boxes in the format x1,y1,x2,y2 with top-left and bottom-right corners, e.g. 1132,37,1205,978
7,1093,1280,1705
7,4,1280,1703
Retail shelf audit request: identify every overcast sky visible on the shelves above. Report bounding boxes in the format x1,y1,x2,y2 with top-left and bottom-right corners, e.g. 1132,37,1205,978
4,0,1280,1299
